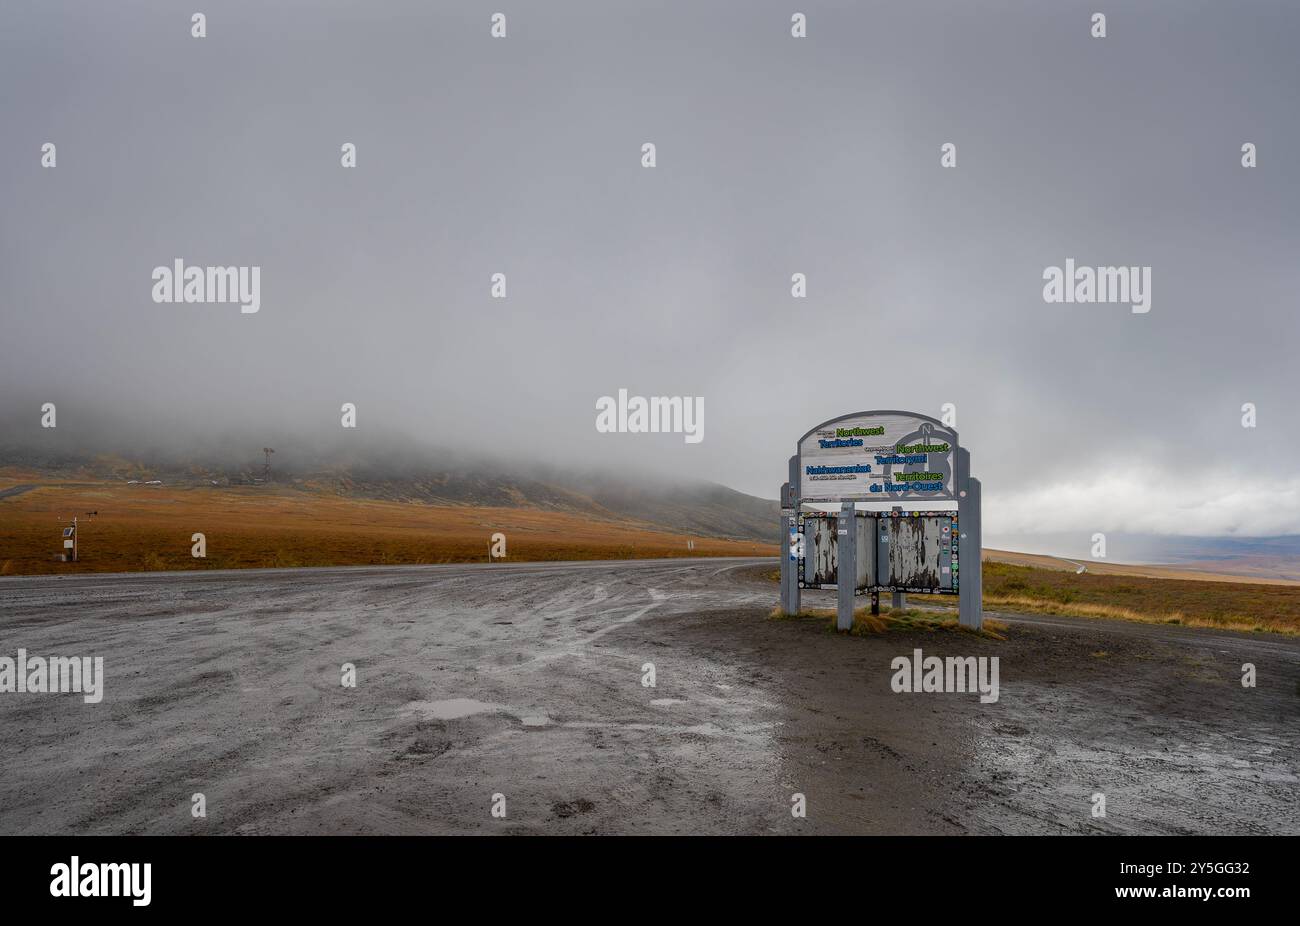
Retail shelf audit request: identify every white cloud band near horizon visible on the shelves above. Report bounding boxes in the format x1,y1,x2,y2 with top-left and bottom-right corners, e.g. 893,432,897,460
986,472,1300,538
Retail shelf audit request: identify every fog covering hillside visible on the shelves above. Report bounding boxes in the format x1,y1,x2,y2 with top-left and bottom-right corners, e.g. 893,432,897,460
0,423,779,543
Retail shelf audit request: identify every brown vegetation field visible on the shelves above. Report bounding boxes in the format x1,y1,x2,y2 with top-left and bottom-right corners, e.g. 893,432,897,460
981,560,1300,635
0,481,772,576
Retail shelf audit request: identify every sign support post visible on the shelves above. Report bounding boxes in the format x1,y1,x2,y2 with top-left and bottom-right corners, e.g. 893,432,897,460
957,447,982,630
889,506,906,611
779,483,796,616
779,491,789,612
781,456,801,616
836,501,856,631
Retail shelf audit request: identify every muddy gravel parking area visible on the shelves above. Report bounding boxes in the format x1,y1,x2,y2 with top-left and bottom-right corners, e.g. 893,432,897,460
0,559,1296,834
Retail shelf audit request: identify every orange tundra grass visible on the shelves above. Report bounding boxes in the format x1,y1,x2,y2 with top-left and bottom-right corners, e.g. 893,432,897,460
0,482,773,576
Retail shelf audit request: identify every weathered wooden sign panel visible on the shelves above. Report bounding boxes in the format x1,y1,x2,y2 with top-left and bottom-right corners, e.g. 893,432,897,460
798,513,877,590
878,511,959,593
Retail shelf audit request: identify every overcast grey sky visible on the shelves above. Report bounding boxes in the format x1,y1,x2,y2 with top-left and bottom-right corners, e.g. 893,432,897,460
2,0,1298,544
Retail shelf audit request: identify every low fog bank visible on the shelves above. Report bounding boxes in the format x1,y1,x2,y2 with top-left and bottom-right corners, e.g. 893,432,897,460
0,396,730,487
0,400,779,541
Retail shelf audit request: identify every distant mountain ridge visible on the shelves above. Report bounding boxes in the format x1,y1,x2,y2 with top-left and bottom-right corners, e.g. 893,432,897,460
0,448,779,543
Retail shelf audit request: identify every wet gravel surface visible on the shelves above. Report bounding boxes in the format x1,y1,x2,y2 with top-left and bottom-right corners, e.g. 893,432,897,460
0,559,1296,834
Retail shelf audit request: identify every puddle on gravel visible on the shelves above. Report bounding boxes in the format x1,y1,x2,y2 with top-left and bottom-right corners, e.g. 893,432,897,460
402,699,551,727
650,698,684,707
403,698,502,720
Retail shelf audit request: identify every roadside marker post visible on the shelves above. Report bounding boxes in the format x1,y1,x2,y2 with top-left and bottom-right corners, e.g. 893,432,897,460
60,516,78,563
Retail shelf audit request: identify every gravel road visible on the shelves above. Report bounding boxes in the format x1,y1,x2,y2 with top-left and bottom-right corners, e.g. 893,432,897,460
0,559,1295,834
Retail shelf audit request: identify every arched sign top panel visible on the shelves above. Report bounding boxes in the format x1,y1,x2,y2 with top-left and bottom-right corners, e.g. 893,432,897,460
797,410,959,503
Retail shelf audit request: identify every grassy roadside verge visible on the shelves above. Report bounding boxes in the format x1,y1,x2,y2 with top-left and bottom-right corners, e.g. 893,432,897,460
766,562,1300,636
982,562,1300,636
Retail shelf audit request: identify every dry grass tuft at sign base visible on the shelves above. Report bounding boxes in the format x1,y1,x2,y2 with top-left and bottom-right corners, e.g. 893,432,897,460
770,605,1009,641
